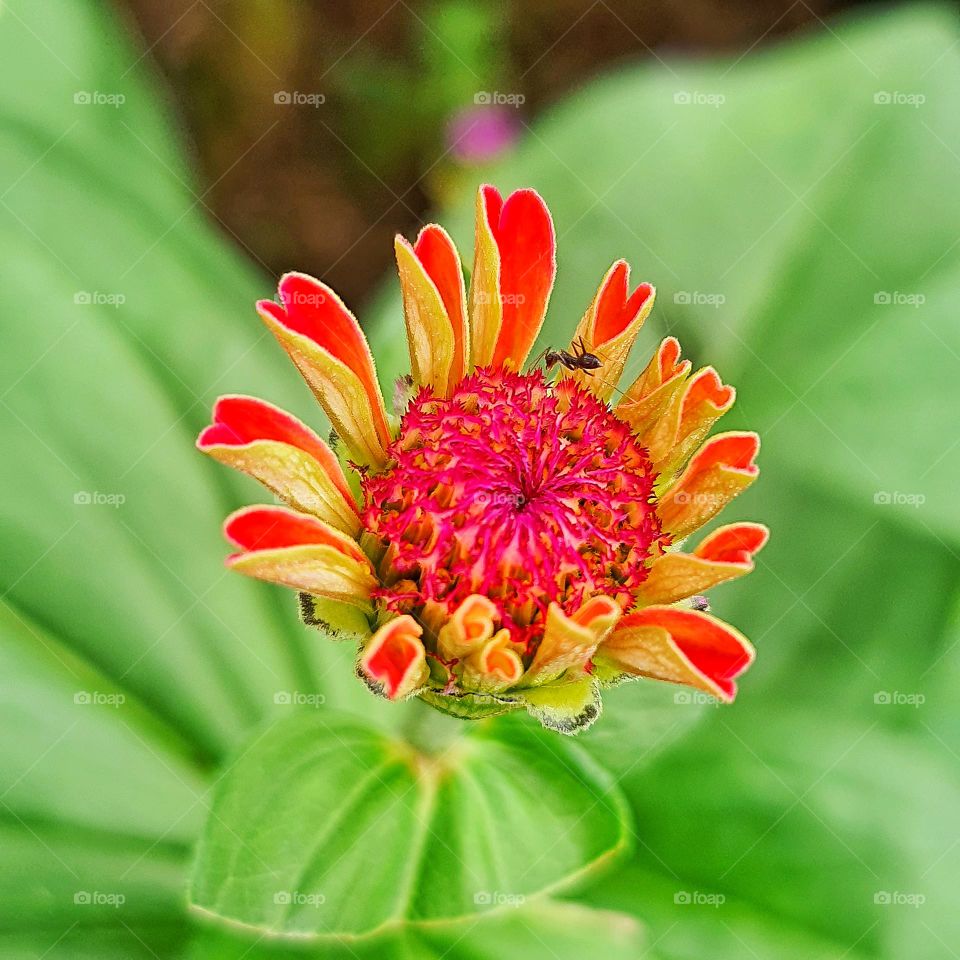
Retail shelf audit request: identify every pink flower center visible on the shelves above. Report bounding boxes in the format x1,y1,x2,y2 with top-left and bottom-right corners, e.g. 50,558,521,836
361,369,664,653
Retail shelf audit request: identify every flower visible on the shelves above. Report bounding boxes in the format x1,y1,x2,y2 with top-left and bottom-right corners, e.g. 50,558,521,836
198,185,766,733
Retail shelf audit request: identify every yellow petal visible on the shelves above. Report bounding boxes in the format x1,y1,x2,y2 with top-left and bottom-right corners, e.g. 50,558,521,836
257,273,391,468
525,596,621,683
463,628,524,692
437,594,498,659
394,236,456,397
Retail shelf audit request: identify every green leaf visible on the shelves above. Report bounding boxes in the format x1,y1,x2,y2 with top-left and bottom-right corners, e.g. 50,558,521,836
185,900,648,959
189,710,630,938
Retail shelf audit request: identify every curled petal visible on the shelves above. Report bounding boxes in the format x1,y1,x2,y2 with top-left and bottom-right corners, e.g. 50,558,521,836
197,395,360,536
470,185,556,369
695,522,770,564
657,432,760,540
641,366,736,475
637,522,769,605
566,260,655,401
525,596,621,683
257,272,391,468
598,606,755,702
616,337,692,432
360,615,428,700
463,628,524,692
437,594,498,659
224,506,375,610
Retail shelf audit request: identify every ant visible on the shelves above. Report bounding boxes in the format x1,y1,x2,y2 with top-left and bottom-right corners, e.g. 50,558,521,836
538,336,603,376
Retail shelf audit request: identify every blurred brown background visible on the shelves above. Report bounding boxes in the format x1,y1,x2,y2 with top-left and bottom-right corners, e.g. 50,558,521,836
114,0,870,305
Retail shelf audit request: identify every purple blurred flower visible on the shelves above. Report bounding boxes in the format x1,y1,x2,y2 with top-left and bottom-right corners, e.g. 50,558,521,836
447,104,520,164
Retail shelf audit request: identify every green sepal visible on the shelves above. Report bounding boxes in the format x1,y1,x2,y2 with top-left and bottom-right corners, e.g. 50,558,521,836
298,592,372,642
523,677,603,735
418,687,523,721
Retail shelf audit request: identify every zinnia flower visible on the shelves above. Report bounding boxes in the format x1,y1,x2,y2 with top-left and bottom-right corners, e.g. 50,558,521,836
198,185,766,733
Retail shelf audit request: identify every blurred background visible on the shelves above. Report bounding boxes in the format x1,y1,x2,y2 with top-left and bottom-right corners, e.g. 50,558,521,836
114,0,871,304
2,1,960,958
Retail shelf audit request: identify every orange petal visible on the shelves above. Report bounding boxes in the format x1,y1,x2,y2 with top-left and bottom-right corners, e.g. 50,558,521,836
640,366,736,474
637,522,769,605
616,337,692,432
695,522,770,563
197,395,360,536
223,506,375,609
525,596,621,683
566,260,655,401
657,432,760,540
415,225,469,391
437,594,499,659
470,185,556,369
257,273,391,467
359,615,428,700
598,606,755,702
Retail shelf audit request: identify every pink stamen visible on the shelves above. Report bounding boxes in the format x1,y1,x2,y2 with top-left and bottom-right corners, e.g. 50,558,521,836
362,369,665,654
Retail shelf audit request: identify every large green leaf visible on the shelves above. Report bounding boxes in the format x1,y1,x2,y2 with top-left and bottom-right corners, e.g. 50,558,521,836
189,710,629,938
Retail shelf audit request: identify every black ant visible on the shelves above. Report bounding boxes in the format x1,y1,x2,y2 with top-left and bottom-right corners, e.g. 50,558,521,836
538,337,603,376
